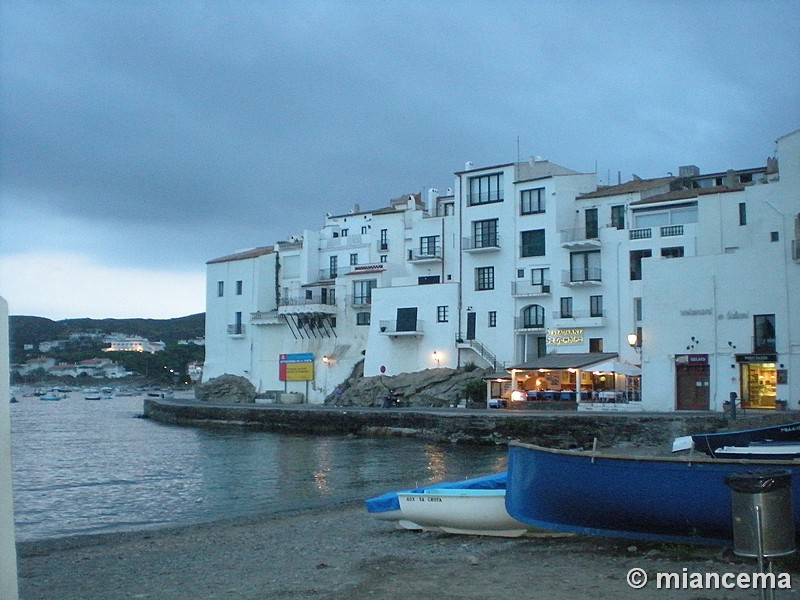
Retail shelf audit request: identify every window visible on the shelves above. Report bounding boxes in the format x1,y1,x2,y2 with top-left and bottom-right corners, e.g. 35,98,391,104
489,311,497,327
236,280,243,295
443,202,455,216
590,295,603,317
356,312,371,326
353,279,376,305
233,312,242,335
585,208,598,239
350,253,358,266
361,226,368,234
379,229,388,250
418,275,440,285
305,289,313,300
633,202,698,228
517,269,525,278
630,249,652,280
473,219,498,248
380,254,387,263
739,202,747,226
753,314,776,353
560,297,573,318
329,256,338,278
611,205,625,230
661,246,684,259
217,281,224,297
520,188,545,214
341,228,348,237
520,229,545,257
771,231,780,242
634,297,643,322
589,338,604,353
570,250,601,282
532,268,550,292
437,306,449,323
468,172,503,205
328,289,335,305
475,266,495,291
523,305,545,328
420,235,440,256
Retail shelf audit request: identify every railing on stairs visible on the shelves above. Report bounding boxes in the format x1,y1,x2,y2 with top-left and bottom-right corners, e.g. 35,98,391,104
455,335,497,370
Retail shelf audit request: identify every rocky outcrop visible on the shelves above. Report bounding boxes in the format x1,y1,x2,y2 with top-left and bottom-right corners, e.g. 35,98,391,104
195,374,257,404
324,366,492,408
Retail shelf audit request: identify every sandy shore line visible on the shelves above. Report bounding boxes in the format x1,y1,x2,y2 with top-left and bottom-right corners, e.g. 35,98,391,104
16,502,799,599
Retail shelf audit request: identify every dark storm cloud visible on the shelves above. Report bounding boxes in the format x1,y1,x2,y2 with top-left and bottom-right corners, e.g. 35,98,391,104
2,0,799,276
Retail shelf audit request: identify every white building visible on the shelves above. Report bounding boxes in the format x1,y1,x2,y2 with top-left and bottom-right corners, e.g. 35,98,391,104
204,129,800,410
103,336,165,353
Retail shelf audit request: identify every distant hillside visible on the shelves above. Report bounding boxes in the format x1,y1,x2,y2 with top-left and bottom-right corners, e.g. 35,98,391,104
9,313,206,349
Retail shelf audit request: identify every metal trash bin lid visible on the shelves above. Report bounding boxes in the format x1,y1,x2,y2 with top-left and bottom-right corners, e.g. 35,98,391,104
724,470,792,494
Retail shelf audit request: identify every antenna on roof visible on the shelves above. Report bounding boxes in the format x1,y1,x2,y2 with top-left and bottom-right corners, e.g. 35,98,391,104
516,135,520,163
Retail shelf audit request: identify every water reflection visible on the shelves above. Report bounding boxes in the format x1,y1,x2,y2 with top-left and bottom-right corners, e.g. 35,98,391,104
11,394,507,541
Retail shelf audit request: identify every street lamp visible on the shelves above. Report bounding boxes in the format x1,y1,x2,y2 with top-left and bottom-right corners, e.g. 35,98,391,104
627,333,640,354
432,351,440,365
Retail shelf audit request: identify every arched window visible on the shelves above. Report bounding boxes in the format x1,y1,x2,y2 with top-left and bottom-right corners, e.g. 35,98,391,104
522,305,545,329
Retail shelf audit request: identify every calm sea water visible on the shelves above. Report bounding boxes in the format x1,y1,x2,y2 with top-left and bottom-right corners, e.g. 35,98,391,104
9,390,507,542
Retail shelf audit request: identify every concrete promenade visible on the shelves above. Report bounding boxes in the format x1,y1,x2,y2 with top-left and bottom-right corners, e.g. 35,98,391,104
142,397,795,447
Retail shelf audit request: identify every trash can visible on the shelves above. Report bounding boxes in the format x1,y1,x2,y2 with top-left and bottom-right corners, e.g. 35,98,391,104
724,470,795,558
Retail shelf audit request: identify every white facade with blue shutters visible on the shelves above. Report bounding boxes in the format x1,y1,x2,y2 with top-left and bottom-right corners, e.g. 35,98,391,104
204,129,800,411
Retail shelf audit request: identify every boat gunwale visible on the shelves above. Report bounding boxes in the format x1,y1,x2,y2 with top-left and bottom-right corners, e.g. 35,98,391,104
508,440,800,466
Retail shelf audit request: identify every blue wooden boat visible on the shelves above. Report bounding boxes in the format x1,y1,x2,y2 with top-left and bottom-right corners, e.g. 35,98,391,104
673,421,800,458
364,471,508,529
505,442,800,545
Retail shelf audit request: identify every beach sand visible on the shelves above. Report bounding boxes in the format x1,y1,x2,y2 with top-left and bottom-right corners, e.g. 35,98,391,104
16,503,799,599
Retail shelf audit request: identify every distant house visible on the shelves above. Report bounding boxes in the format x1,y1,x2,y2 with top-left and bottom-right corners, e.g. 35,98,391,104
15,357,57,376
76,358,128,378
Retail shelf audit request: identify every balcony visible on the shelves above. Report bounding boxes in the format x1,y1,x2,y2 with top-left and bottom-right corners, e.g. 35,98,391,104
629,225,685,240
250,311,282,325
629,228,652,240
660,224,684,237
318,269,338,280
347,263,386,275
226,324,246,337
379,319,424,337
377,240,389,252
462,236,500,253
348,295,372,308
561,268,602,286
514,317,545,332
551,309,606,328
278,294,337,316
408,247,442,262
319,233,364,250
511,280,551,297
560,227,601,249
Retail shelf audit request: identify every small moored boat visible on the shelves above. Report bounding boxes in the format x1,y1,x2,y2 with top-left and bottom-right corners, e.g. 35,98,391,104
364,471,509,531
398,487,528,537
40,391,64,401
672,421,800,459
505,441,800,546
84,388,102,400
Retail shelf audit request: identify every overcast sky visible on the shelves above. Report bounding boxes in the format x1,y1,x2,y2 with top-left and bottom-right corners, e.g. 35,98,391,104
1,1,798,320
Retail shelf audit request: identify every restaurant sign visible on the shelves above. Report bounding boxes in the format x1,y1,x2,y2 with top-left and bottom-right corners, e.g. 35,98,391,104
547,328,584,345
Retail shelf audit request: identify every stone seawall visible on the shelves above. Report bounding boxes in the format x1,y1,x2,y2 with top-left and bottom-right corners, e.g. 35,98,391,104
142,398,797,448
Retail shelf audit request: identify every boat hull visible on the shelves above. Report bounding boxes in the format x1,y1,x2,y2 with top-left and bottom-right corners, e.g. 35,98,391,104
399,489,528,537
364,471,508,531
506,442,800,545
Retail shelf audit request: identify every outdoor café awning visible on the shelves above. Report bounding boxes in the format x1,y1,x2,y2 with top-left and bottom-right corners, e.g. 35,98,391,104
510,352,619,372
